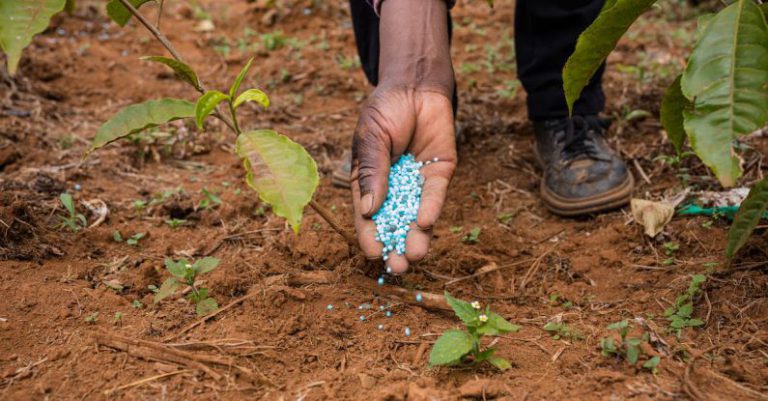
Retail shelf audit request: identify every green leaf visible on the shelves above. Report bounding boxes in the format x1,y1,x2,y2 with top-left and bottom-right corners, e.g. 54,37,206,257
687,318,705,327
478,312,520,336
106,0,154,27
660,75,691,154
443,292,478,325
600,338,616,356
229,57,254,98
193,257,219,274
726,177,768,257
643,355,661,371
681,0,768,187
164,258,188,279
543,322,562,332
60,193,76,215
195,297,218,316
627,345,640,365
235,130,319,233
154,277,180,303
428,329,474,366
0,0,66,75
141,56,201,90
563,0,657,114
195,90,230,130
607,320,629,330
89,98,195,154
233,89,270,109
474,347,496,362
696,14,715,38
677,303,693,318
487,356,512,371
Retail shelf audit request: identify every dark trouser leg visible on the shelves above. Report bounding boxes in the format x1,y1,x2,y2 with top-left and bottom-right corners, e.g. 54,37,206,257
515,0,606,121
348,0,458,115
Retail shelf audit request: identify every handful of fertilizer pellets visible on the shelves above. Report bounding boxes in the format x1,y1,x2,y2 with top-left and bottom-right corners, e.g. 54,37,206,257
373,154,432,261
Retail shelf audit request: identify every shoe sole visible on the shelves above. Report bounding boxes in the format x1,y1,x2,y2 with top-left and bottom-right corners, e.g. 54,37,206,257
533,145,634,217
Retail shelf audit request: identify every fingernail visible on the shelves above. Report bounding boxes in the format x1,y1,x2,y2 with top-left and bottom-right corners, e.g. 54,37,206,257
361,193,374,216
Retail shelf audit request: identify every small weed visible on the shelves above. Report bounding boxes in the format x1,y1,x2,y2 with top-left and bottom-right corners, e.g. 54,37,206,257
449,226,463,234
198,188,222,210
543,322,583,341
496,80,519,99
113,312,123,325
429,293,520,370
126,233,145,246
131,300,143,309
154,257,220,316
497,211,515,225
58,193,87,232
113,230,123,242
462,227,481,244
84,312,99,324
599,319,660,373
664,274,706,337
132,199,147,211
165,219,187,229
261,31,286,51
336,54,361,70
663,242,679,255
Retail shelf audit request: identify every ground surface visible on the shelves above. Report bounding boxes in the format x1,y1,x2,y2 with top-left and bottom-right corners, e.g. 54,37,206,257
1,1,767,400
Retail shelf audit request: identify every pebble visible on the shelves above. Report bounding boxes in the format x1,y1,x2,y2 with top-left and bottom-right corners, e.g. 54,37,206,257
377,324,384,330
373,154,425,259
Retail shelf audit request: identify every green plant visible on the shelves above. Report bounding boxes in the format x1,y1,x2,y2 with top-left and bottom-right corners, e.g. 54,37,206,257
82,0,344,239
131,300,143,309
113,312,123,324
428,292,520,370
126,232,145,246
543,321,583,340
0,0,67,75
664,274,706,337
599,319,660,373
57,193,87,232
84,312,99,324
563,0,768,257
113,230,123,242
197,187,222,210
462,227,482,244
165,219,187,229
154,257,220,316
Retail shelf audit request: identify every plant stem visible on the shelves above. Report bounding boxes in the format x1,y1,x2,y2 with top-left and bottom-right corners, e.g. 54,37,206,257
115,0,237,133
309,200,356,247
228,101,242,135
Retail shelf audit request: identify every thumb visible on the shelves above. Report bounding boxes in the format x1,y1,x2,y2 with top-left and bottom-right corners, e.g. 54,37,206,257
352,124,391,218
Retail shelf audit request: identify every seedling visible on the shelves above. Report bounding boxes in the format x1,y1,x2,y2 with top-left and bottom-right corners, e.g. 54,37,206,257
428,292,520,371
449,226,463,234
599,319,660,373
154,257,220,316
84,312,99,324
197,187,222,210
113,312,123,325
462,227,482,244
113,230,123,242
664,274,706,337
497,212,515,225
58,193,87,232
543,322,583,341
165,219,187,229
126,233,145,247
131,300,143,309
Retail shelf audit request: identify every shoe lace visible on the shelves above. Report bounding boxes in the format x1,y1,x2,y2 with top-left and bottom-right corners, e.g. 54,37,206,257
554,115,610,162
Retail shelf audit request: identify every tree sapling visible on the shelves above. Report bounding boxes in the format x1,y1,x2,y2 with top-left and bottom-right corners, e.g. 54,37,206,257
154,257,220,316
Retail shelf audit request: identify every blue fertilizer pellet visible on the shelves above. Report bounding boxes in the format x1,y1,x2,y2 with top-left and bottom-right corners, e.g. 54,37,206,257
415,293,423,302
373,154,427,259
360,315,366,321
326,304,333,311
74,184,82,191
404,327,411,337
378,324,384,330
386,311,392,317
377,277,385,286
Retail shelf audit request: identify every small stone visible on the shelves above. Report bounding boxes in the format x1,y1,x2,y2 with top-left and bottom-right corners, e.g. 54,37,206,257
378,324,384,330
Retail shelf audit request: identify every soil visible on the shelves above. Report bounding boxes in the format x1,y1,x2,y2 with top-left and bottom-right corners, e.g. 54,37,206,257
1,1,767,400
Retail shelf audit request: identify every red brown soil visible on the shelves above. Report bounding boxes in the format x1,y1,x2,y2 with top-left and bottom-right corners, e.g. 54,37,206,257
1,1,767,400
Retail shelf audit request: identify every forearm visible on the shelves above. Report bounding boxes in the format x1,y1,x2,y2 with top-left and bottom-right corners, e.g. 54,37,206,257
377,0,455,98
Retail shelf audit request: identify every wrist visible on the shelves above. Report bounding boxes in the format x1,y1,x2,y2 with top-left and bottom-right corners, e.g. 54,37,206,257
378,0,455,98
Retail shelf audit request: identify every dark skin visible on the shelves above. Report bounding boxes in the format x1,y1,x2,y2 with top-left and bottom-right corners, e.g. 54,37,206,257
350,0,456,274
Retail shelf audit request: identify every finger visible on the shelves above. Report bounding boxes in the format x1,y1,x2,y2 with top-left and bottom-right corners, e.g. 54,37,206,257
352,121,391,218
352,177,384,259
386,252,409,275
417,163,453,230
405,224,431,262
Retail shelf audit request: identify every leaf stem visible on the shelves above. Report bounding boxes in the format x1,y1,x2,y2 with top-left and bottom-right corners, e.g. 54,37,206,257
115,0,237,134
309,200,356,247
228,101,242,135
